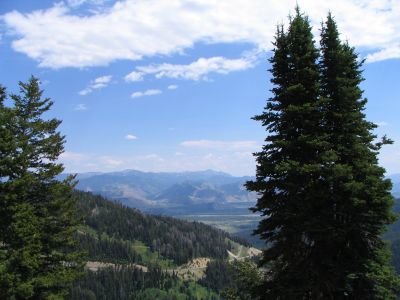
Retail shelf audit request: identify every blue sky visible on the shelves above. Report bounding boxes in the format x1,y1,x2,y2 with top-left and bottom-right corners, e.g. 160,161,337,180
1,0,399,176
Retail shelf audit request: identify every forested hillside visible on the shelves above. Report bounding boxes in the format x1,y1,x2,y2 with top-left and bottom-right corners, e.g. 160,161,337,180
60,170,261,250
75,190,249,265
69,190,253,299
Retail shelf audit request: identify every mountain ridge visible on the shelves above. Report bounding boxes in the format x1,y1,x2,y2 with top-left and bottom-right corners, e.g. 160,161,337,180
60,169,257,214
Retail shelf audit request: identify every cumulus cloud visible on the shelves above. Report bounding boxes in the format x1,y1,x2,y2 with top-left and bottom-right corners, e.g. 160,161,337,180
134,55,257,81
74,103,87,111
125,53,258,82
124,71,143,82
131,89,162,98
3,0,400,69
167,84,178,90
125,134,137,140
79,75,112,95
366,44,400,62
181,140,258,150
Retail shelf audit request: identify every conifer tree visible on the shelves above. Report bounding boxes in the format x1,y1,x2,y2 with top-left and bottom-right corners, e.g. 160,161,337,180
318,14,399,298
247,8,399,299
0,77,83,299
246,8,329,298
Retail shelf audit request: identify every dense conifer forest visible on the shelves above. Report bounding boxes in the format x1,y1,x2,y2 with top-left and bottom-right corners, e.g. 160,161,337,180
70,265,220,300
75,190,249,265
69,189,400,299
68,190,253,299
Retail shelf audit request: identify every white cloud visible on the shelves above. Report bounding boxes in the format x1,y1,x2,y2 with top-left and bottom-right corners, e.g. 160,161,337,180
376,121,389,127
167,84,178,90
67,0,109,8
181,140,258,150
134,55,257,81
124,71,144,82
59,151,255,176
79,75,112,95
67,0,89,7
3,0,400,69
125,134,137,140
94,75,112,84
74,103,87,111
366,44,400,62
131,89,162,98
78,88,90,96
59,151,88,162
100,155,123,166
55,138,400,177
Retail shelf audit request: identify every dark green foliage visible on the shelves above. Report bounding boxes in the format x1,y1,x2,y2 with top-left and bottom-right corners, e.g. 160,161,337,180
247,8,399,299
384,198,400,274
67,190,255,299
70,266,219,300
391,238,400,274
318,13,399,299
75,190,234,265
199,259,263,300
247,8,328,298
75,233,141,265
0,77,83,299
222,260,263,300
199,260,236,293
70,265,169,300
384,198,400,242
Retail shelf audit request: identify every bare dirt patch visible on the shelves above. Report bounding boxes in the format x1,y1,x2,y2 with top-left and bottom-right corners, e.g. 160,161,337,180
85,261,148,272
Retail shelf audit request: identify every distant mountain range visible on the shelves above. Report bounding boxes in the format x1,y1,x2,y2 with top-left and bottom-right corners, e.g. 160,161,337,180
61,169,257,215
64,170,400,213
61,170,400,249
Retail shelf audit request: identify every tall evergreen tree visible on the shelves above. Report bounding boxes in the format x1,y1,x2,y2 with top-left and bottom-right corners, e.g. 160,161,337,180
246,8,329,298
318,14,399,299
0,77,83,299
247,8,399,299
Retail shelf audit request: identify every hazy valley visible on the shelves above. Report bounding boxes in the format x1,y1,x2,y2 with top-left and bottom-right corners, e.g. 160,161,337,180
60,169,262,246
63,170,400,249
